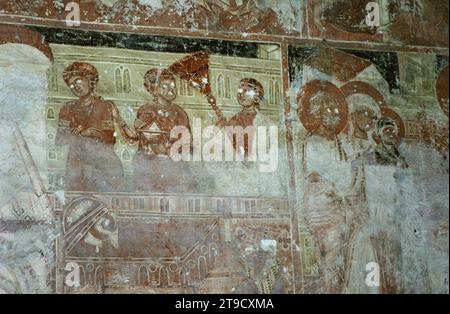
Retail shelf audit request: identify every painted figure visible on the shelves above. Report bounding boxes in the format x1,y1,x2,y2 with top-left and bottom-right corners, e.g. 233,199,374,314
297,80,366,293
297,80,351,192
371,110,408,168
345,106,408,293
56,62,123,192
342,84,383,203
218,78,266,159
129,68,197,193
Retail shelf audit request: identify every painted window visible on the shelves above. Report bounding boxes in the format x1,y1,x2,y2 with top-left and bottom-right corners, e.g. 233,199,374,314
217,74,225,98
123,68,131,93
115,66,132,93
46,107,55,120
225,76,231,98
115,67,123,93
160,198,170,213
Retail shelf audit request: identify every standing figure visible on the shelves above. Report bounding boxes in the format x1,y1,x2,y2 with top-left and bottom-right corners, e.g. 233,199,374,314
219,78,266,159
56,62,123,192
346,107,408,293
203,76,279,196
297,80,351,191
130,68,196,193
371,112,408,168
297,80,355,292
345,100,381,205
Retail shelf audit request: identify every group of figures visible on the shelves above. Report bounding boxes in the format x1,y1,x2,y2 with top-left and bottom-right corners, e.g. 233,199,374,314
0,17,448,293
296,66,449,293
56,60,266,193
297,79,405,293
298,79,410,168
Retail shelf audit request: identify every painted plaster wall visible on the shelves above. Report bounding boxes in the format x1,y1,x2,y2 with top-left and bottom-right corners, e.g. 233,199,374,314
0,0,448,294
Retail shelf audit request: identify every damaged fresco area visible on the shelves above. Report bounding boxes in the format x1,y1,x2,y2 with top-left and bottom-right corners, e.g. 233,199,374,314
0,0,448,295
0,0,304,35
1,26,293,294
0,1,449,48
289,46,449,293
307,0,449,47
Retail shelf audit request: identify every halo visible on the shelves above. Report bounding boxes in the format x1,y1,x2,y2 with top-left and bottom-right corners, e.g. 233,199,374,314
297,80,349,137
380,107,405,138
340,81,386,134
340,81,387,107
373,106,406,144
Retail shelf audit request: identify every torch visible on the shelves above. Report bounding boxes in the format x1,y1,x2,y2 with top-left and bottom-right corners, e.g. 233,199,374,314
168,51,228,127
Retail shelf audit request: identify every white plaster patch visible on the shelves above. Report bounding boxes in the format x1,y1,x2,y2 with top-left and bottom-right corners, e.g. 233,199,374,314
260,239,277,253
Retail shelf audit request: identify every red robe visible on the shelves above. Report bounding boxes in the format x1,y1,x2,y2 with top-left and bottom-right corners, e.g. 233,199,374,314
132,102,197,193
56,96,123,192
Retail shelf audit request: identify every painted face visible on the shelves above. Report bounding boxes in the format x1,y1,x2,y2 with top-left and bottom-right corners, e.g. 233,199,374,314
355,108,377,132
90,213,119,249
322,103,341,130
68,76,91,98
310,92,342,134
380,125,400,146
237,85,260,109
155,77,177,102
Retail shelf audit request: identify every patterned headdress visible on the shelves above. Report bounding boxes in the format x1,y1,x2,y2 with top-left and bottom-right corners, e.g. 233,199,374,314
63,62,99,87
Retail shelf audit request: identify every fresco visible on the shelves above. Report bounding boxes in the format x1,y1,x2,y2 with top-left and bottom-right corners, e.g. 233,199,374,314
0,1,448,48
307,0,449,47
0,0,304,35
0,0,448,296
289,46,449,293
1,26,294,293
